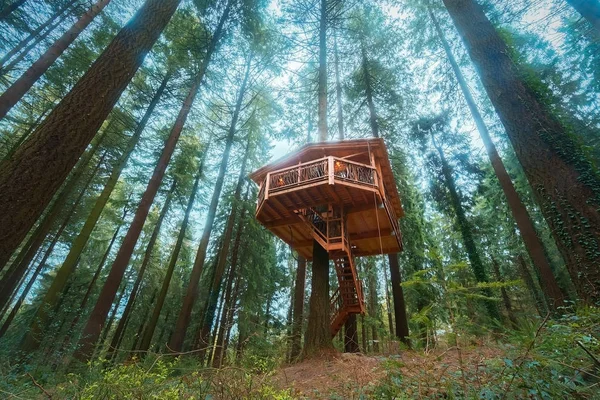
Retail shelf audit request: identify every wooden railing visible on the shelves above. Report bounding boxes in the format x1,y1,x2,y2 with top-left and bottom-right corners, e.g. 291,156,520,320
269,157,329,193
259,157,377,199
332,159,376,186
330,287,343,323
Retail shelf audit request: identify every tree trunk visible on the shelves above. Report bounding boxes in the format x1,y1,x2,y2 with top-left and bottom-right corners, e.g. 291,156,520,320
97,272,131,352
19,73,170,351
491,257,517,328
333,31,344,140
0,0,75,68
428,7,565,309
442,0,600,303
0,0,181,268
367,266,380,353
212,203,250,368
517,254,548,317
317,0,327,142
2,109,49,162
388,254,410,345
107,180,175,356
432,133,501,322
0,123,107,282
0,0,112,119
382,260,394,336
59,212,127,352
344,314,359,353
0,0,27,20
566,0,600,32
137,151,207,353
303,240,333,357
128,289,157,352
167,22,245,351
289,255,306,360
196,142,250,361
17,152,105,351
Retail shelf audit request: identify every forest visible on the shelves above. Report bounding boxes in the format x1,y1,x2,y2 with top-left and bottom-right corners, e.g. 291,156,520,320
0,0,599,398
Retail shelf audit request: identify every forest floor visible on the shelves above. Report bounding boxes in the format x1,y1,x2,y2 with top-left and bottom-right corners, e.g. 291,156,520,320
270,345,507,399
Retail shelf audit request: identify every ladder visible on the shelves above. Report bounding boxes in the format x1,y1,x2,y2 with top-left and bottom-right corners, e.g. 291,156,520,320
297,205,366,336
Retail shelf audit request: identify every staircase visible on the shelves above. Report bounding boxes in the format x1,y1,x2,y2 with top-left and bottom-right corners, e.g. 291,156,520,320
297,205,365,336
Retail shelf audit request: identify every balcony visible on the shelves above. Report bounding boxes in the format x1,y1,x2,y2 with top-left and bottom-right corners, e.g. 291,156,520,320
256,156,378,215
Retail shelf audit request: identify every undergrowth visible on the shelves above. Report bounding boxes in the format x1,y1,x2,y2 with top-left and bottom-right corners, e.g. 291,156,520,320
0,307,597,399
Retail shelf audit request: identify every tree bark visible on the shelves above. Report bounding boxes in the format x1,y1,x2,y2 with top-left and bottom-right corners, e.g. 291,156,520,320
566,0,600,32
137,150,207,353
0,0,181,268
107,180,175,355
303,240,333,357
428,7,566,309
432,132,501,322
2,109,49,162
442,0,600,303
0,0,112,119
0,123,107,280
289,255,306,360
344,314,359,353
388,254,410,345
0,0,27,20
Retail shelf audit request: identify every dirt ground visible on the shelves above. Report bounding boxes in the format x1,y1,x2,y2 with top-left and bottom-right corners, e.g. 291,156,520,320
270,346,509,399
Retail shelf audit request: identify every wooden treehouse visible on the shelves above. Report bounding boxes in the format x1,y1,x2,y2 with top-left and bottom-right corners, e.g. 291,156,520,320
249,138,404,337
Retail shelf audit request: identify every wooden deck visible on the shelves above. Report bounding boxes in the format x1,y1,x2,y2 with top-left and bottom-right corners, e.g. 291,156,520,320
254,155,402,260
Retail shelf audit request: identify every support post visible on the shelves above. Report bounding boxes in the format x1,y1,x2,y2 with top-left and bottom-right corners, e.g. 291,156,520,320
328,157,334,185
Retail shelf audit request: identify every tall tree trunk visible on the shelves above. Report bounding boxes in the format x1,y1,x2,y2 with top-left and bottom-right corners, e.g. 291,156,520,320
317,0,327,141
60,210,127,352
97,271,132,352
428,7,565,309
382,261,394,336
442,0,600,303
566,0,600,32
196,141,250,361
107,180,175,355
168,26,246,351
517,254,548,317
0,123,107,282
73,141,181,361
303,240,333,357
367,265,379,353
344,314,359,353
431,133,501,322
289,255,306,360
128,289,157,352
17,152,105,351
0,0,27,20
388,254,410,345
2,109,49,162
212,204,250,368
0,0,75,68
138,149,208,353
0,0,112,119
333,31,344,140
491,257,517,327
19,73,170,351
0,0,181,267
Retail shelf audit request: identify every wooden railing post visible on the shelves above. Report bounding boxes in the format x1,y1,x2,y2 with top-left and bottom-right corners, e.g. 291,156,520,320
265,173,270,200
328,156,334,185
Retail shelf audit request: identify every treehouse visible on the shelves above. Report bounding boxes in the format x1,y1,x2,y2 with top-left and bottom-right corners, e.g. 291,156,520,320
249,138,404,336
